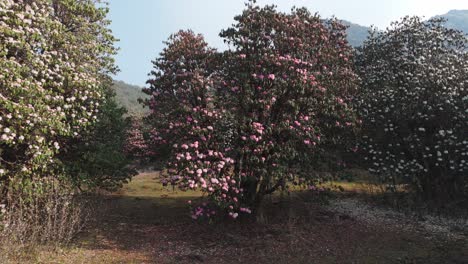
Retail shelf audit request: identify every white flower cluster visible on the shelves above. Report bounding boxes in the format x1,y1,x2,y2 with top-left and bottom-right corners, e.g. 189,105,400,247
358,17,468,191
0,0,116,181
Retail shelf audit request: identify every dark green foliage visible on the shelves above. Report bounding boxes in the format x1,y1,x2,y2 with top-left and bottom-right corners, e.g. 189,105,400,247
62,92,136,191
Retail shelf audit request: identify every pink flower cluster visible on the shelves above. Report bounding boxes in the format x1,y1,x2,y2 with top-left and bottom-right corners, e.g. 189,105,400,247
144,5,359,220
189,202,217,220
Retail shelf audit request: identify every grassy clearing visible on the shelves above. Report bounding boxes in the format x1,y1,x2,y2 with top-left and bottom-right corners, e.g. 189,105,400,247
5,172,467,264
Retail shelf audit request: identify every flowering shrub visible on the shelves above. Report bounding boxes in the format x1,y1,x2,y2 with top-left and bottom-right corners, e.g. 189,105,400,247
125,118,152,159
144,3,358,218
356,17,468,201
0,0,118,199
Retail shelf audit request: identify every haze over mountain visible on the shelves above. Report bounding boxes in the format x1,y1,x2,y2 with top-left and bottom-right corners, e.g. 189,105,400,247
344,9,468,46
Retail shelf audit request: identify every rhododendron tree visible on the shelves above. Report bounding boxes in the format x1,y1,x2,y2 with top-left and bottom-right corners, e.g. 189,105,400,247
356,17,468,202
144,3,358,218
125,118,152,159
144,30,239,217
0,0,119,200
219,5,359,210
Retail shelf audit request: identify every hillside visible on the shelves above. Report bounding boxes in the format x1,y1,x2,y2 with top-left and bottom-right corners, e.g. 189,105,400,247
344,9,468,47
112,80,149,116
434,10,468,33
342,20,371,47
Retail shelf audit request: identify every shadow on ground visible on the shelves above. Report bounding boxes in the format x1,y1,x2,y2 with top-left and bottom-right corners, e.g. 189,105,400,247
61,173,468,264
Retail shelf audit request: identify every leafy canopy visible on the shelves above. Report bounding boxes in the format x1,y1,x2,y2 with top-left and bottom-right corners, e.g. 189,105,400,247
143,3,358,219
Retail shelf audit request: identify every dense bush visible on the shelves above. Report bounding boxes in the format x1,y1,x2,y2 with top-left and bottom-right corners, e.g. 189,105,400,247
356,17,468,202
143,3,358,218
0,0,131,247
0,182,87,247
0,0,123,200
62,94,135,191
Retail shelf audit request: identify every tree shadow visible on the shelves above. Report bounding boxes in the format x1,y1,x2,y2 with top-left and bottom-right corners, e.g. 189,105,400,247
72,190,468,264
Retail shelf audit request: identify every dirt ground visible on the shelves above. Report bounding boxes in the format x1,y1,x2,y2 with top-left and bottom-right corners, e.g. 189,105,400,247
11,172,468,264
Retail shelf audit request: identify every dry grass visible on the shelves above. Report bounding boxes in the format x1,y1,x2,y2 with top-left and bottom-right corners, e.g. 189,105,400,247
8,172,467,264
0,188,95,263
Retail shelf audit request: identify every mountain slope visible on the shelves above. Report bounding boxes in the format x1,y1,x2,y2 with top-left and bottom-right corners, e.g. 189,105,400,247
344,9,468,47
112,80,149,116
434,10,468,33
342,20,370,47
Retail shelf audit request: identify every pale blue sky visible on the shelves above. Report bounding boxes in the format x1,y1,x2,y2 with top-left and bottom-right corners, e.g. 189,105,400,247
108,0,468,86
